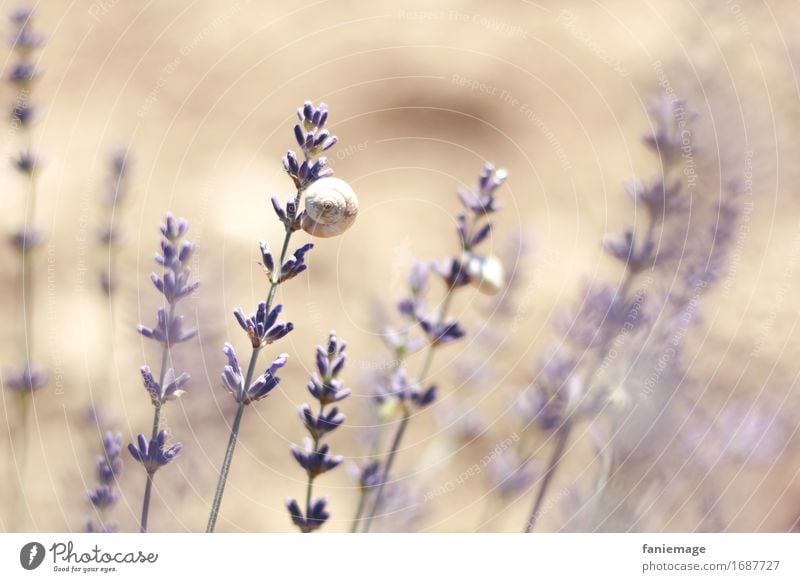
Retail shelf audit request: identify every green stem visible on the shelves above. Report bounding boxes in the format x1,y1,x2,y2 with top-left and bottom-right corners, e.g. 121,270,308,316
139,473,155,533
522,210,660,533
303,401,325,531
361,287,457,533
361,406,411,532
350,488,369,533
138,303,175,533
9,90,38,533
206,201,299,532
349,352,408,532
22,167,37,363
206,348,260,532
8,392,30,530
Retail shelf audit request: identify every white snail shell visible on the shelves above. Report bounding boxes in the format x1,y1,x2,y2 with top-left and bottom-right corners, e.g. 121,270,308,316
461,252,505,295
302,177,358,238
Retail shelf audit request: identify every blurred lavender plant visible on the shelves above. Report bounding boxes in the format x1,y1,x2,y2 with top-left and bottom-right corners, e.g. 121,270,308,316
2,6,46,530
129,213,197,532
286,332,350,532
520,97,742,532
86,432,123,533
97,149,133,297
206,101,353,532
356,164,508,532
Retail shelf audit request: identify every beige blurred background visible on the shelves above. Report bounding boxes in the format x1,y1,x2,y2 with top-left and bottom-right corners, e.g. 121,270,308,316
1,0,799,532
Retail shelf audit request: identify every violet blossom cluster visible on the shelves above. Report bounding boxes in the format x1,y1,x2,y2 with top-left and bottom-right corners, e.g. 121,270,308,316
97,149,133,296
355,163,508,532
206,100,347,533
520,97,743,532
4,7,46,394
129,213,198,532
86,432,123,533
286,332,350,533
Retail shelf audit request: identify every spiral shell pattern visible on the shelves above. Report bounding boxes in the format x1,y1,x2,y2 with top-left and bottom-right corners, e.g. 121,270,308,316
301,177,358,238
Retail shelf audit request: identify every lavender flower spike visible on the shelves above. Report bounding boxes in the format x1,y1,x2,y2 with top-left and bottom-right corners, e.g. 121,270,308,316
86,431,123,533
287,332,350,533
233,302,294,348
221,343,288,404
283,101,338,189
207,101,347,533
132,213,198,533
286,497,330,533
291,439,343,477
360,163,508,533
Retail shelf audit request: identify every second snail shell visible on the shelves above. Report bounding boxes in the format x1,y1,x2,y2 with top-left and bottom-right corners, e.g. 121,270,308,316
301,177,358,238
461,252,505,295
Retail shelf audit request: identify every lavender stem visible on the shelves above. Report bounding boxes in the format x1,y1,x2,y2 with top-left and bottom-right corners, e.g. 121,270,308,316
303,401,325,527
349,488,369,533
138,302,175,533
522,207,660,532
361,288,456,532
206,346,260,532
206,204,298,532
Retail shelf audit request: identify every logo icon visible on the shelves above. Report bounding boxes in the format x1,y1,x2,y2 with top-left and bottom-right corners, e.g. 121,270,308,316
20,542,45,570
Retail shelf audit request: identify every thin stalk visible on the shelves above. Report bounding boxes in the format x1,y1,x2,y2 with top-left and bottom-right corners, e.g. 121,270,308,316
11,154,38,531
361,288,456,532
359,214,474,534
139,473,154,533
21,151,37,362
206,347,260,532
8,391,31,530
302,400,325,532
522,211,660,532
206,198,298,532
349,488,369,533
138,302,175,533
360,407,411,532
349,350,410,531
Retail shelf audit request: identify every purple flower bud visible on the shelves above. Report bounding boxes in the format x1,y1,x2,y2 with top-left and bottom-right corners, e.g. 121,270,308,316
128,430,182,475
285,497,329,533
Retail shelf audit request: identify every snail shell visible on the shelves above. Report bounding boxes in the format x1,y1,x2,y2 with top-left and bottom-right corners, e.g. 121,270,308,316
301,177,358,238
461,252,505,295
